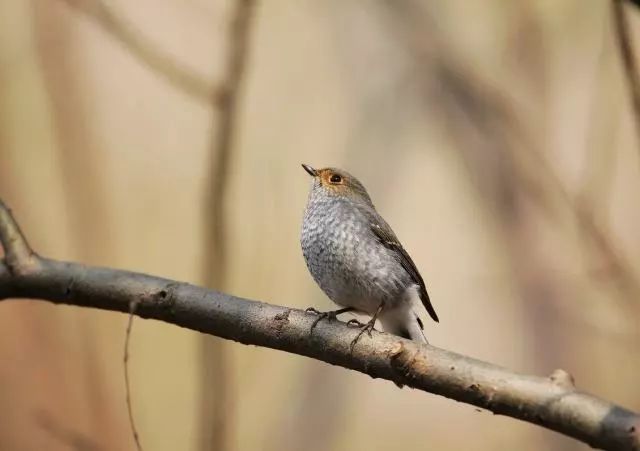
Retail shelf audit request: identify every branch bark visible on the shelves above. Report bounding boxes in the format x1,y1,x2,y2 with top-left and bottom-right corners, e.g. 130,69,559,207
0,199,638,451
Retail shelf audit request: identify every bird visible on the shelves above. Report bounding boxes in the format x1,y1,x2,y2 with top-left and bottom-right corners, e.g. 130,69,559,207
300,164,438,349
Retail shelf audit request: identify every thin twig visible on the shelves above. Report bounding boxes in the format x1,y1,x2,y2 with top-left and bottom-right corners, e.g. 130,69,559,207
613,0,640,152
124,300,143,451
0,199,37,272
0,200,639,451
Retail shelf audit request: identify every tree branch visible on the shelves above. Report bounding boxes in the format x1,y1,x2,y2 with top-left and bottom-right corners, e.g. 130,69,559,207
0,201,638,451
59,0,214,103
0,199,38,274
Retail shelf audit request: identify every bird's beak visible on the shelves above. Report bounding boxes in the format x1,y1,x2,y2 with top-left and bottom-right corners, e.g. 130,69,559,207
301,164,318,177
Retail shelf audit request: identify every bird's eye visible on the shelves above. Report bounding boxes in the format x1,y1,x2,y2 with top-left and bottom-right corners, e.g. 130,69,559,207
330,174,342,184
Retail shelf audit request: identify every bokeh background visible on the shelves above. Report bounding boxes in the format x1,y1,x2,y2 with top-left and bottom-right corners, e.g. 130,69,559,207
1,0,640,450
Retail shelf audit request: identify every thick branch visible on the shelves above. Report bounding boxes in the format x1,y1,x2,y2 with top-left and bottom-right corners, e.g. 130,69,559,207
0,203,638,451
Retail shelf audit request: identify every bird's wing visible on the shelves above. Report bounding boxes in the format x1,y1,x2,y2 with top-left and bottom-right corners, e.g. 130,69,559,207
364,208,439,323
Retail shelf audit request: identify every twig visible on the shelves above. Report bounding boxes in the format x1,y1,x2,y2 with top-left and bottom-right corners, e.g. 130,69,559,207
124,300,143,451
613,0,640,152
59,0,215,103
0,199,37,273
0,200,638,451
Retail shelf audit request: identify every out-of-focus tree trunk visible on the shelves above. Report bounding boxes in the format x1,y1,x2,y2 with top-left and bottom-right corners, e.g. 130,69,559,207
199,3,256,451
0,1,129,450
31,0,128,449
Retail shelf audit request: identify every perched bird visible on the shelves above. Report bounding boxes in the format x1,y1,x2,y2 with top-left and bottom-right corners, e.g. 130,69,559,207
300,164,438,348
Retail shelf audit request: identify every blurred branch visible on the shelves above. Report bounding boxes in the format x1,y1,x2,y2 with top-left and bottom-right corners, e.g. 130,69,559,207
626,0,640,10
32,5,130,443
613,0,640,150
59,0,215,103
382,1,640,305
526,141,640,300
199,1,256,450
35,410,101,451
205,0,256,260
578,19,619,219
1,200,639,451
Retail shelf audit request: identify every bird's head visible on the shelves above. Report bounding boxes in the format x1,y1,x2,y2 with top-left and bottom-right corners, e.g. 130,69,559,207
302,164,372,205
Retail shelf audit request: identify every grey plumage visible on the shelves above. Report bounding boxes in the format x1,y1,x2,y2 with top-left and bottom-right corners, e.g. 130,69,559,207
300,165,438,343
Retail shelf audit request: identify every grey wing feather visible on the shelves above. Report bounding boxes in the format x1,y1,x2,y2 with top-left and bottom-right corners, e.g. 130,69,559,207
366,209,439,323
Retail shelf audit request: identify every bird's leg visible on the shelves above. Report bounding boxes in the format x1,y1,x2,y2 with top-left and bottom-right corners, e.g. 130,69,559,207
306,306,355,332
350,302,384,353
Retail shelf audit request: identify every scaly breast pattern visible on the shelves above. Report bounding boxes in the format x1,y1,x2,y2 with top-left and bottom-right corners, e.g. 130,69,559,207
301,196,409,313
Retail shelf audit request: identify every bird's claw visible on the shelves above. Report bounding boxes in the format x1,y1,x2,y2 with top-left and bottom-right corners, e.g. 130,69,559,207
349,319,377,353
305,307,356,333
346,319,365,328
305,307,338,333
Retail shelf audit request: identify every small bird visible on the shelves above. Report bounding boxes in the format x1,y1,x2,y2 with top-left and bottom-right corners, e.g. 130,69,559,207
300,164,438,348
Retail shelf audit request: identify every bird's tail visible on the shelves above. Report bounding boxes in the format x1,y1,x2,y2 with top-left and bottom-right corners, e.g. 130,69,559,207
380,306,428,344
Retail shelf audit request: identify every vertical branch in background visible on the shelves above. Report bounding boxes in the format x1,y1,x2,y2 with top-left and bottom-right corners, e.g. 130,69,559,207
612,0,640,152
578,12,619,213
380,4,580,450
51,0,227,449
199,2,256,451
434,69,582,451
30,2,127,450
34,0,112,269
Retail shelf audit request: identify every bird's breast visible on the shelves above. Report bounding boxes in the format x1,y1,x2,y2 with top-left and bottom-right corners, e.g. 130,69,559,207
301,200,408,310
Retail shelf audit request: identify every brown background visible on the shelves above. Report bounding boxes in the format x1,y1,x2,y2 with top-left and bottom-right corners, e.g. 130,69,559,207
1,1,639,450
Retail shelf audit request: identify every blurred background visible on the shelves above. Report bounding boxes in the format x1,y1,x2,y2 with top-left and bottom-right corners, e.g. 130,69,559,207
1,0,639,450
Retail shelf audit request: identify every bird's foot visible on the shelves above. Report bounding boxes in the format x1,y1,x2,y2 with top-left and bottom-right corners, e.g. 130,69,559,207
346,319,366,328
349,317,378,353
305,307,353,332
